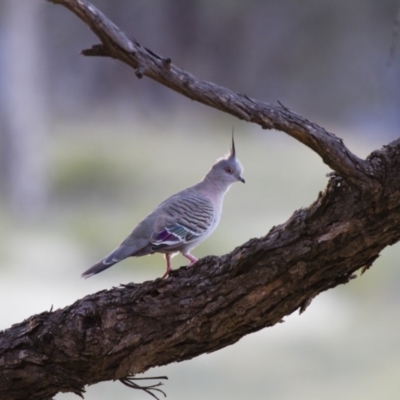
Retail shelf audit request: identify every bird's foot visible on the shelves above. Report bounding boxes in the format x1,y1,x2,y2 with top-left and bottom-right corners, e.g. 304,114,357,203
183,253,198,266
161,254,172,279
161,269,170,279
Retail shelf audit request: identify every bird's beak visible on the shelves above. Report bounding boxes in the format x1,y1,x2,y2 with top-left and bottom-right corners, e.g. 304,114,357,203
237,175,245,183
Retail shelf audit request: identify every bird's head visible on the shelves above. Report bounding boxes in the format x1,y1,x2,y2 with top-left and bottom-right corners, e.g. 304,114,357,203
207,132,245,189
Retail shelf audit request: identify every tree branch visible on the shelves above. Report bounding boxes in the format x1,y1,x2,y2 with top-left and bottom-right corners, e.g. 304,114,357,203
1,1,399,399
48,0,374,190
2,136,400,398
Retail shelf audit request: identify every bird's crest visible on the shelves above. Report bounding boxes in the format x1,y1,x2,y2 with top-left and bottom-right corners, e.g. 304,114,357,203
229,126,236,159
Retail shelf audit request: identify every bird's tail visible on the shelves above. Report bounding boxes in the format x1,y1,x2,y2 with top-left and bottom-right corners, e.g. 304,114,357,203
81,243,137,278
81,260,117,279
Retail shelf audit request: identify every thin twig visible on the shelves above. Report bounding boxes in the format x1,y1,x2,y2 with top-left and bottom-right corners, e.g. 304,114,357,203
119,376,168,400
47,0,374,190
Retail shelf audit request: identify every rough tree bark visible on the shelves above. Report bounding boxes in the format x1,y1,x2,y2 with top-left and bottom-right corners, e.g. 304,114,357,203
1,0,399,399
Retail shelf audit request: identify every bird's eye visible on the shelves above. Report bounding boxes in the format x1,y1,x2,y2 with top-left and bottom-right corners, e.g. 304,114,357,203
224,166,233,174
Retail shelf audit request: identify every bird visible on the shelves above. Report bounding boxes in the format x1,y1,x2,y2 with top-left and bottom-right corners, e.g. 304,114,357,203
81,134,245,279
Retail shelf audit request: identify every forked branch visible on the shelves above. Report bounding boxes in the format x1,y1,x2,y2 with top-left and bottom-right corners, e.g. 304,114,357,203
49,0,374,189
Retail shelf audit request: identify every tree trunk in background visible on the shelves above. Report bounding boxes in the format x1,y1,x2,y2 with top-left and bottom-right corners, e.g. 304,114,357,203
1,0,48,217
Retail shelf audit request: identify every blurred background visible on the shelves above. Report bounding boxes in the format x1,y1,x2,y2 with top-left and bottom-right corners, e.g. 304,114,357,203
1,0,400,399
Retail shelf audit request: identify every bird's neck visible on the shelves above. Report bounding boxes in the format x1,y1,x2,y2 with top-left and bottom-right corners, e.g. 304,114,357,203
197,175,231,199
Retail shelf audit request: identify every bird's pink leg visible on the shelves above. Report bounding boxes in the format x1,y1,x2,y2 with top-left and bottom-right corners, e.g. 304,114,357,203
182,253,198,266
161,253,172,279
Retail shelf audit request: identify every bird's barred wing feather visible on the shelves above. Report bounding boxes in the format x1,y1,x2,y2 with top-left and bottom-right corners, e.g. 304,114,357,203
151,193,215,250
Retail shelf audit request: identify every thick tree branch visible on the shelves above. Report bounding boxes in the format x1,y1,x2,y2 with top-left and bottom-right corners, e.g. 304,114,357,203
2,138,400,399
49,0,374,190
1,1,399,399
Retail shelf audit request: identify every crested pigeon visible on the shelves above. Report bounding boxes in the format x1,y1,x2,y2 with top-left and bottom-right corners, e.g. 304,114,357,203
81,135,245,279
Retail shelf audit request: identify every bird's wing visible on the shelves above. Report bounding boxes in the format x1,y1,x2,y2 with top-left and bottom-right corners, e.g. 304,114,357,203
150,193,215,251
